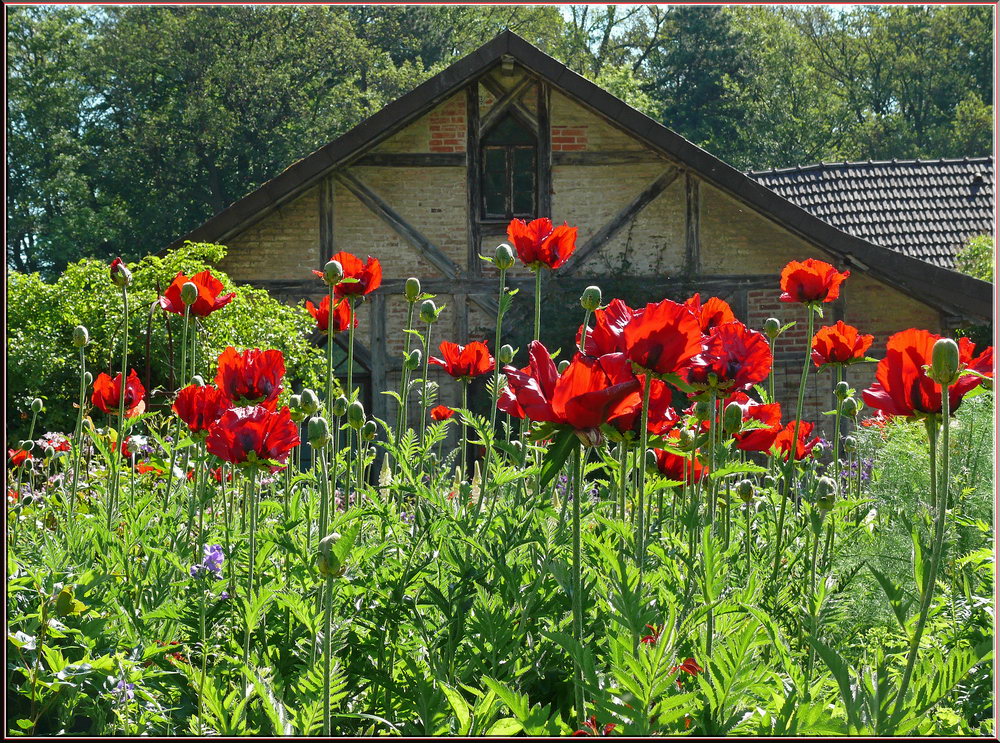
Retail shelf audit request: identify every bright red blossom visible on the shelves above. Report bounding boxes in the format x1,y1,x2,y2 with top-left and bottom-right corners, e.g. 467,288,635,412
623,299,704,378
214,347,285,407
672,657,704,688
572,715,616,737
8,449,32,467
506,218,578,270
811,321,874,367
684,293,737,332
304,295,355,334
135,461,164,476
91,370,146,417
640,624,662,644
653,439,708,484
173,385,231,434
429,341,495,379
205,406,300,466
430,405,455,421
687,321,772,392
607,376,678,436
314,251,382,296
779,259,850,304
578,298,636,356
862,328,993,419
772,421,821,461
728,393,783,453
159,269,235,317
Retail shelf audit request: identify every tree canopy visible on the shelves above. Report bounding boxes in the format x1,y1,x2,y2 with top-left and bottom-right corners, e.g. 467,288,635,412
7,5,994,276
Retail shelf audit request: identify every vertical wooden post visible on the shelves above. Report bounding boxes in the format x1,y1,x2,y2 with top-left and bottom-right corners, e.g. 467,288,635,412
370,293,388,422
455,293,469,343
319,176,335,269
732,288,749,322
684,173,701,276
537,79,552,219
467,84,482,278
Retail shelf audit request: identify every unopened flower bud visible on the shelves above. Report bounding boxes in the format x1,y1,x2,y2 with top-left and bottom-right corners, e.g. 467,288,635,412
763,317,781,339
84,371,93,386
347,401,365,430
841,398,859,418
404,349,422,371
361,420,377,442
21,494,35,508
316,532,345,578
72,325,90,348
679,429,696,451
420,300,438,325
404,277,421,301
645,448,658,472
289,394,302,410
834,381,850,400
109,257,132,288
815,476,837,512
494,243,515,271
44,446,56,459
694,401,711,421
929,337,961,386
191,375,205,387
289,395,305,423
126,438,140,455
300,389,321,416
181,281,199,306
557,360,570,374
761,474,776,490
307,416,331,448
499,344,515,365
723,402,743,434
580,285,602,312
332,396,349,418
324,260,344,285
575,427,603,448
31,398,44,414
736,479,754,502
843,436,857,454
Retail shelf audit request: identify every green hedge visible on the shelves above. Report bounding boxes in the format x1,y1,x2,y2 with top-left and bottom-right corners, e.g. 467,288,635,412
7,242,324,440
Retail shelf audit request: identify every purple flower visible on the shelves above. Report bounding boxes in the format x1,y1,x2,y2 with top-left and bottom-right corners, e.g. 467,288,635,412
114,679,135,702
219,591,230,601
190,544,224,580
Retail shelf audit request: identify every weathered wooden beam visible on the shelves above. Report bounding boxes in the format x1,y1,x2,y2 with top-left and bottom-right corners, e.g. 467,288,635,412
456,293,469,342
369,293,388,421
536,79,552,218
553,150,663,166
479,75,537,132
353,152,466,167
334,169,461,280
561,167,681,275
467,84,482,278
319,176,334,269
481,75,536,133
731,288,749,322
684,173,701,276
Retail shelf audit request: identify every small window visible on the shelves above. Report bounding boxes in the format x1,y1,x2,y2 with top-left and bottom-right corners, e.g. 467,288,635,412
481,113,536,220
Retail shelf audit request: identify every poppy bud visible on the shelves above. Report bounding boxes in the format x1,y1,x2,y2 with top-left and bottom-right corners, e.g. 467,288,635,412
557,360,570,374
181,281,199,306
841,397,859,418
499,344,515,365
316,532,345,578
843,435,857,454
323,260,344,285
722,402,743,434
347,401,365,430
307,416,331,448
694,401,711,421
84,371,93,386
420,300,438,324
736,479,754,502
834,381,850,400
289,393,302,410
813,441,827,457
110,258,132,288
763,317,781,339
72,325,90,348
404,349,422,371
929,337,961,386
761,474,776,490
361,420,377,442
44,446,56,460
645,448,658,472
575,427,603,448
289,395,305,423
18,440,33,452
187,375,204,388
21,494,34,508
332,396,349,418
126,438,140,455
404,277,421,301
679,429,696,451
494,243,515,270
580,285,602,312
31,398,44,414
300,389,321,416
815,476,837,512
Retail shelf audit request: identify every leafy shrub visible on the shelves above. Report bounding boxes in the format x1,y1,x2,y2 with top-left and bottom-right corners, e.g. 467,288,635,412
6,242,324,439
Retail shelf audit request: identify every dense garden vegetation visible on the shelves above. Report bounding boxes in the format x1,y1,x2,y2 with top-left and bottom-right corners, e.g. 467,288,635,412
6,219,994,736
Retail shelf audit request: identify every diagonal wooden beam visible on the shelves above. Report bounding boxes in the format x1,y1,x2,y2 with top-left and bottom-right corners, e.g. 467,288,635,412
480,75,536,133
479,75,537,132
334,169,461,280
561,167,681,276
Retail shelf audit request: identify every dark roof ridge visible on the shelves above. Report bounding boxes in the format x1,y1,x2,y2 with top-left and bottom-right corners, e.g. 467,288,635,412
748,156,994,177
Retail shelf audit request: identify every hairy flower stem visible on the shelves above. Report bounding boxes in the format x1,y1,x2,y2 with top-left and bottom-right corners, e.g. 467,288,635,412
770,308,815,584
418,319,434,453
635,375,653,570
107,286,130,531
322,574,335,736
243,468,259,665
198,586,208,734
533,267,542,342
618,444,628,524
571,445,586,728
186,442,203,555
68,346,88,541
479,266,508,515
745,502,753,577
395,301,417,445
460,381,469,478
164,309,191,511
707,389,718,528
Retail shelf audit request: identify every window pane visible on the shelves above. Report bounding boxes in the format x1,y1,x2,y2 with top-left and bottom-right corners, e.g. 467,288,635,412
483,113,535,146
512,147,536,216
483,147,507,217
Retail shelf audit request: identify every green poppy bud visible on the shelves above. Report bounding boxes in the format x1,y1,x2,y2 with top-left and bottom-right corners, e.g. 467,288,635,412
580,285,602,312
72,325,90,348
191,375,205,387
494,243,515,271
815,476,837,512
834,381,850,400
404,349,422,371
404,276,421,301
44,446,56,459
347,401,365,430
84,371,93,386
645,448,658,472
332,396,349,418
307,416,331,448
324,260,344,285
289,395,306,423
841,397,859,418
420,300,438,324
813,441,827,457
679,429,697,451
761,474,776,490
723,402,743,434
499,344,515,365
736,479,754,502
557,360,570,374
843,435,857,454
181,281,199,306
316,532,345,578
763,317,781,339
300,388,321,416
694,401,711,421
21,494,35,508
361,420,377,442
109,258,132,288
929,337,961,386
289,393,302,410
31,398,44,414
126,438,140,455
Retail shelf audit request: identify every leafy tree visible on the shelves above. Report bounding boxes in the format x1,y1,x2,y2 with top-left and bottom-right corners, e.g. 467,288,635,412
955,235,994,284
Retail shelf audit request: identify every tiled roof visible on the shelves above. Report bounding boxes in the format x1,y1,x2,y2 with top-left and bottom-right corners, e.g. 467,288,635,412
748,158,994,269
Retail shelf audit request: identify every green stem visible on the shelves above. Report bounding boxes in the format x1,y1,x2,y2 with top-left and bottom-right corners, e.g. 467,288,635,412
460,381,469,479
322,575,335,735
199,586,207,735
243,468,258,665
833,365,844,494
107,286,130,531
618,444,628,524
418,320,434,451
480,266,507,515
68,347,87,540
571,445,585,728
395,301,417,444
164,308,191,511
533,267,542,342
635,375,653,568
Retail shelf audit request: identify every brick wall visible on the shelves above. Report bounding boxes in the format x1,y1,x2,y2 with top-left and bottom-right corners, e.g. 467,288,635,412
551,126,588,151
428,95,466,153
219,190,319,281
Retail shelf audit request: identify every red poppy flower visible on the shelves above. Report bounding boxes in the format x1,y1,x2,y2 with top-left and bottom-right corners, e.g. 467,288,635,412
577,298,636,356
779,259,850,304
506,218,578,270
862,328,993,420
8,449,32,468
430,405,455,421
772,420,821,461
214,347,285,407
640,624,662,644
304,295,355,334
109,257,131,286
313,251,382,296
173,384,231,434
159,269,236,317
135,461,164,476
623,299,704,379
860,411,891,429
429,341,495,380
551,352,642,433
91,370,146,417
205,405,300,466
38,433,71,452
187,466,233,483
687,321,772,392
671,657,704,688
498,341,560,421
572,715,616,736
728,393,783,453
811,321,874,367
653,443,708,484
607,376,678,436
684,293,737,332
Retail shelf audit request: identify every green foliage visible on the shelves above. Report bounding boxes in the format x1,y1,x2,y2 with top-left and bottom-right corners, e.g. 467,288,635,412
6,242,324,439
955,235,993,283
